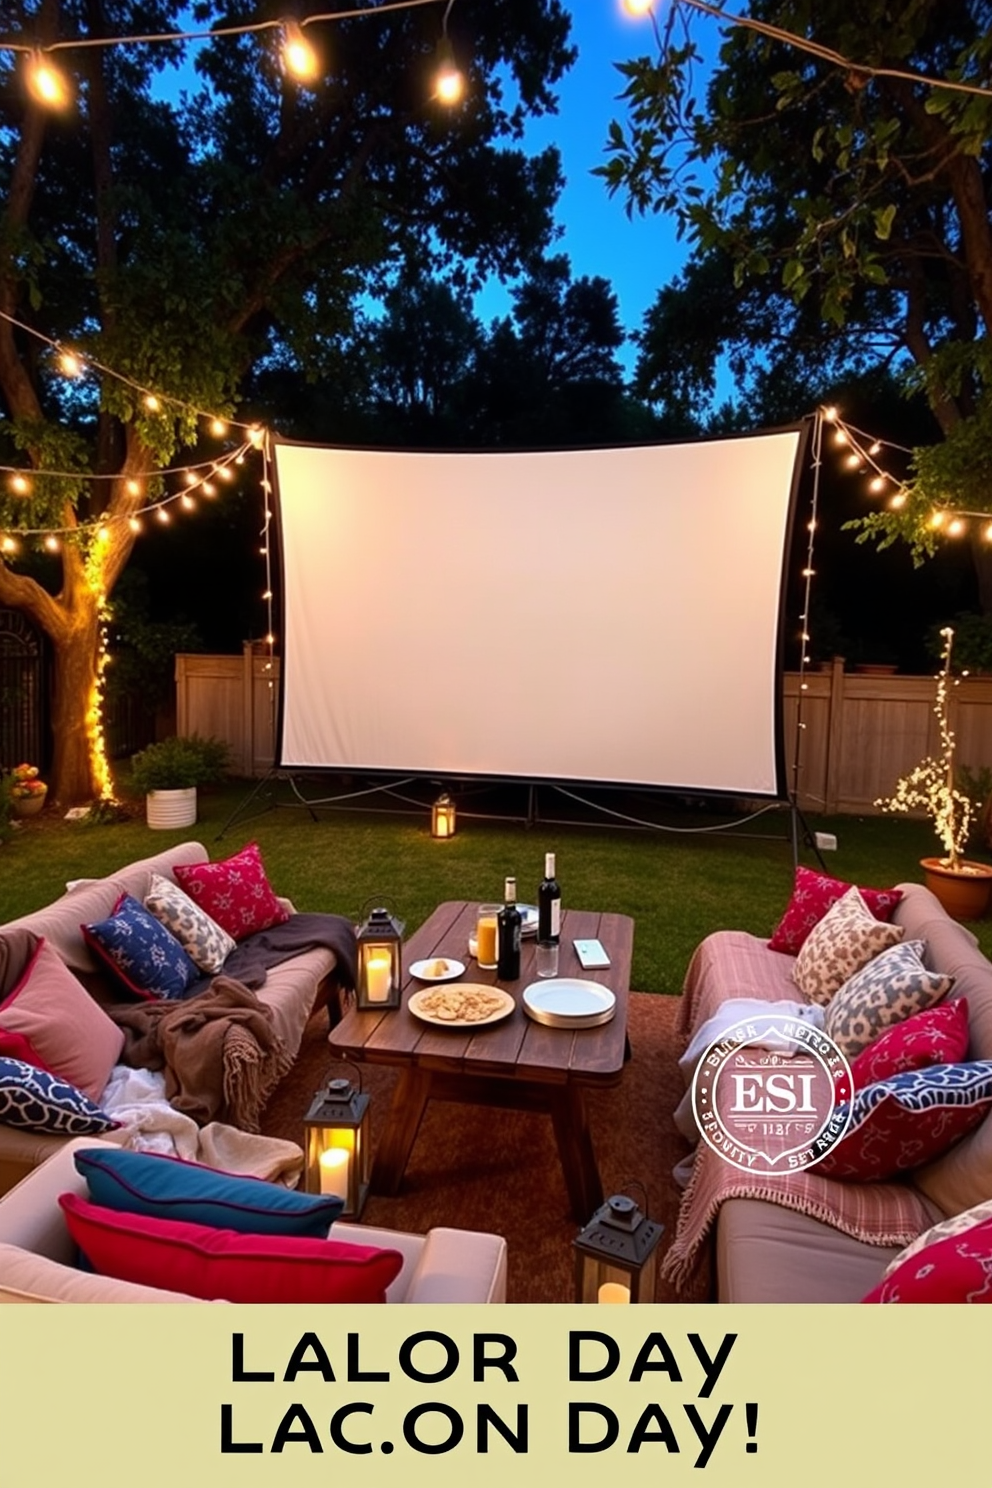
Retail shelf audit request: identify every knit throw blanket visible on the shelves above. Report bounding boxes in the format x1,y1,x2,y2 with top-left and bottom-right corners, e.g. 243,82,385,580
109,976,293,1133
660,1142,938,1293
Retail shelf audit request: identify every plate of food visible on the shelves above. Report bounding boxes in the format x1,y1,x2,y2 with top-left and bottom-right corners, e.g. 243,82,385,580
408,983,515,1029
409,957,465,983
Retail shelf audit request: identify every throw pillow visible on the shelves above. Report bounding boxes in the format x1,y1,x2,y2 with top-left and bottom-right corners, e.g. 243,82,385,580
143,873,236,974
824,940,956,1058
850,999,969,1089
816,1061,992,1182
0,1057,117,1136
863,1214,992,1303
0,937,125,1101
173,842,290,942
59,1193,404,1303
769,866,903,955
81,893,199,1002
74,1146,343,1237
792,885,905,1006
881,1196,992,1279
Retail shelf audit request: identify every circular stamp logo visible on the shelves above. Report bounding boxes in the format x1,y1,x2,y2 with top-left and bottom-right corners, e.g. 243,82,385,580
690,1012,853,1176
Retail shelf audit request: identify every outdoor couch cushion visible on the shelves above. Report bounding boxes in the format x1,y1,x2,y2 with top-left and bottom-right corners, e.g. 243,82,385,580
850,999,970,1089
174,842,290,943
863,1213,992,1303
0,1059,117,1138
0,937,125,1100
59,1192,403,1303
81,893,199,1001
143,873,236,974
769,866,903,955
823,939,955,1057
792,886,905,1006
74,1145,343,1237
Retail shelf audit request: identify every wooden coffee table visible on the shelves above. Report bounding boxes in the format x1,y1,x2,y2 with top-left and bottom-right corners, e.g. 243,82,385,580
328,900,634,1221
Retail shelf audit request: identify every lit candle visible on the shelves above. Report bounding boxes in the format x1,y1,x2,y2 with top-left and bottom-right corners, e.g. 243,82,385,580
319,1147,350,1198
598,1282,631,1304
365,954,392,1003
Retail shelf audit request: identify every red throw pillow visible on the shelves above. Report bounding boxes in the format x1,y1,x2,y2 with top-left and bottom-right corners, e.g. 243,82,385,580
817,1062,992,1182
173,842,290,943
850,1000,970,1091
863,1215,992,1303
768,865,903,954
59,1192,404,1303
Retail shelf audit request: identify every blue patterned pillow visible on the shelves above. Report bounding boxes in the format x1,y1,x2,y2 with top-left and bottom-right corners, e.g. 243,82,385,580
81,893,198,1001
818,1062,992,1181
0,1057,117,1135
74,1146,343,1236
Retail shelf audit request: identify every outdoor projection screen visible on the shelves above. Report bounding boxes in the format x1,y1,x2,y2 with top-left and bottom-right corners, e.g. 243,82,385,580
273,428,804,797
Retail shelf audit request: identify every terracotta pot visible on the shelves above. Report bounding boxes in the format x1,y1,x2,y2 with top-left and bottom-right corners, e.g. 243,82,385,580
12,788,47,818
920,856,992,921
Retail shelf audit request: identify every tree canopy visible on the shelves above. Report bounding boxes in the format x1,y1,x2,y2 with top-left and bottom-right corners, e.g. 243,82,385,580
0,0,575,801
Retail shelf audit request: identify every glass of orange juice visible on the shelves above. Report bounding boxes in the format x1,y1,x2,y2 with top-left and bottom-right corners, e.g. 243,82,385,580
476,904,500,969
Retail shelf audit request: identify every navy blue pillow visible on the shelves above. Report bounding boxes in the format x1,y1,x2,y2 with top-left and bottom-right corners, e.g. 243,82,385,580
81,892,198,1000
0,1057,117,1136
74,1146,344,1237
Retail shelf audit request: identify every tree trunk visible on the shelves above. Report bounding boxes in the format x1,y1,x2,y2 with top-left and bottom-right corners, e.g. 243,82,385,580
48,595,102,808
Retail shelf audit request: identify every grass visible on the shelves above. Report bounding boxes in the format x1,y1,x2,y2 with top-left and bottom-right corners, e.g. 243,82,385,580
4,779,992,991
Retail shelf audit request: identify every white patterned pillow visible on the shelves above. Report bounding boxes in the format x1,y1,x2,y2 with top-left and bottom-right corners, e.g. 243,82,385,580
143,873,236,974
883,1196,992,1279
824,940,954,1057
792,885,905,1006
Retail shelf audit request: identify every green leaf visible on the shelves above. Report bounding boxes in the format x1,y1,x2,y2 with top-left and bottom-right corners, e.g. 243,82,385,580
873,204,897,241
782,258,805,288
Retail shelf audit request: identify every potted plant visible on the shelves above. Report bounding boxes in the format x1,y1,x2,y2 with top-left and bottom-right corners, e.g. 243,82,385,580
9,763,48,818
876,627,992,920
130,734,230,829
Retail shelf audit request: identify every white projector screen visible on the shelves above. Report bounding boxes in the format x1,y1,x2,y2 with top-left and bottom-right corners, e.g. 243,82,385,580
273,429,804,796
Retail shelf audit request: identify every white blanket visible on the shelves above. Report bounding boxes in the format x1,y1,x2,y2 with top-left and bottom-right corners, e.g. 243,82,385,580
100,1064,305,1186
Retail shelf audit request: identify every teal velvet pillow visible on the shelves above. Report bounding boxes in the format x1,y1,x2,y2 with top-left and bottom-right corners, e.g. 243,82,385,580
74,1146,343,1237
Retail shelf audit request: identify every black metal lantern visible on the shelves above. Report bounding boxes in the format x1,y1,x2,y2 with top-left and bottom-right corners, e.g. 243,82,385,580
355,903,405,1010
431,792,457,839
573,1193,664,1304
303,1076,372,1218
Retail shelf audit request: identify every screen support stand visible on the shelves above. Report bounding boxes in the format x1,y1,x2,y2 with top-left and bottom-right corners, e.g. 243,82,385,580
215,769,319,840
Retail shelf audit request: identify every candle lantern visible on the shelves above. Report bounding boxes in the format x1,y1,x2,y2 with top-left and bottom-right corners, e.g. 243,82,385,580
431,792,457,839
355,903,405,1011
303,1075,371,1217
573,1193,664,1304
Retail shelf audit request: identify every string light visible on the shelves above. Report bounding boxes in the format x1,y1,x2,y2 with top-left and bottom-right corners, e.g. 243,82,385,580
59,349,83,377
8,473,30,495
948,516,965,537
25,49,72,108
143,393,161,412
281,20,321,82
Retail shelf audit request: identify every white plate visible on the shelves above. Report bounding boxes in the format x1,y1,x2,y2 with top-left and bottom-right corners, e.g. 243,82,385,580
522,978,616,1028
518,904,539,937
408,984,515,1029
409,957,466,983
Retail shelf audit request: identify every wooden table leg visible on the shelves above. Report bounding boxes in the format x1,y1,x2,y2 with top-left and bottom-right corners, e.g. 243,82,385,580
550,1086,603,1222
370,1066,433,1195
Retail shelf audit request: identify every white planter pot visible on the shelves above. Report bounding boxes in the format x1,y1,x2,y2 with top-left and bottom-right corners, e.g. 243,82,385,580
145,787,197,830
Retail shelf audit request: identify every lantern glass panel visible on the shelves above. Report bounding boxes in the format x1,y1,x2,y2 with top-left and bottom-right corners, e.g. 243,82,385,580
432,796,456,838
302,1086,371,1217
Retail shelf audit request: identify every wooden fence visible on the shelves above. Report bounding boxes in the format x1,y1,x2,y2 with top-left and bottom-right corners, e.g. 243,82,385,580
176,649,992,813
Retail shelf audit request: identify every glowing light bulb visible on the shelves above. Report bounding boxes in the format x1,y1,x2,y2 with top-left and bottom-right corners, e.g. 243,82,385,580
262,589,273,601
930,510,946,528
144,394,161,413
984,523,992,543
9,473,30,495
282,21,320,83
156,506,171,523
822,405,839,423
833,429,848,445
209,417,228,437
622,0,655,15
215,465,235,483
44,534,60,552
265,633,275,647
128,516,142,533
845,452,860,468
889,492,907,509
59,349,83,377
26,50,72,109
869,441,881,455
948,517,965,536
248,425,265,449
869,476,885,493
2,534,17,553
802,567,815,577
126,478,142,497
181,494,195,510
184,470,199,486
202,481,217,497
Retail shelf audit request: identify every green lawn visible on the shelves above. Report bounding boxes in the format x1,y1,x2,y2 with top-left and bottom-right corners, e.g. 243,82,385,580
3,781,991,992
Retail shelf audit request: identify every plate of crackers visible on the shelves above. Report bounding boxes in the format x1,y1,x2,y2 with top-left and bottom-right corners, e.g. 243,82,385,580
410,957,466,983
408,983,515,1029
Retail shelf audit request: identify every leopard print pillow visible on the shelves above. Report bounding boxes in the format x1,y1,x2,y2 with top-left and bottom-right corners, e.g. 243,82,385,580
792,884,905,1006
143,872,236,974
824,939,954,1057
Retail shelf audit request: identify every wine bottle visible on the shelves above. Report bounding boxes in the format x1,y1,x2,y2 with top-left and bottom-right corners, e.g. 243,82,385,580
538,851,561,944
496,875,522,980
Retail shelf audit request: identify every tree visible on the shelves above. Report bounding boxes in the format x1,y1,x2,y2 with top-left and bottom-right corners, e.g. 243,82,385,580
0,0,575,803
597,1,992,589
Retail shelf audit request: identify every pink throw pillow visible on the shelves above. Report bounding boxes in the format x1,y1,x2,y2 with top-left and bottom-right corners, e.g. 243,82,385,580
769,865,903,954
59,1192,403,1303
173,842,290,942
850,1000,970,1090
863,1215,992,1303
0,937,124,1102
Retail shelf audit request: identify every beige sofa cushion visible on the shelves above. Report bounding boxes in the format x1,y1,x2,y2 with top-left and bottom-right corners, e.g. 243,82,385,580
793,886,905,1005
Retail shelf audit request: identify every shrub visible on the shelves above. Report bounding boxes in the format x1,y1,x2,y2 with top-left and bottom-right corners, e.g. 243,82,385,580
130,734,231,794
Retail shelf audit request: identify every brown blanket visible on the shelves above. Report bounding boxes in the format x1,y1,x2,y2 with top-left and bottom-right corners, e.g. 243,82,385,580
108,976,293,1133
0,928,38,999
